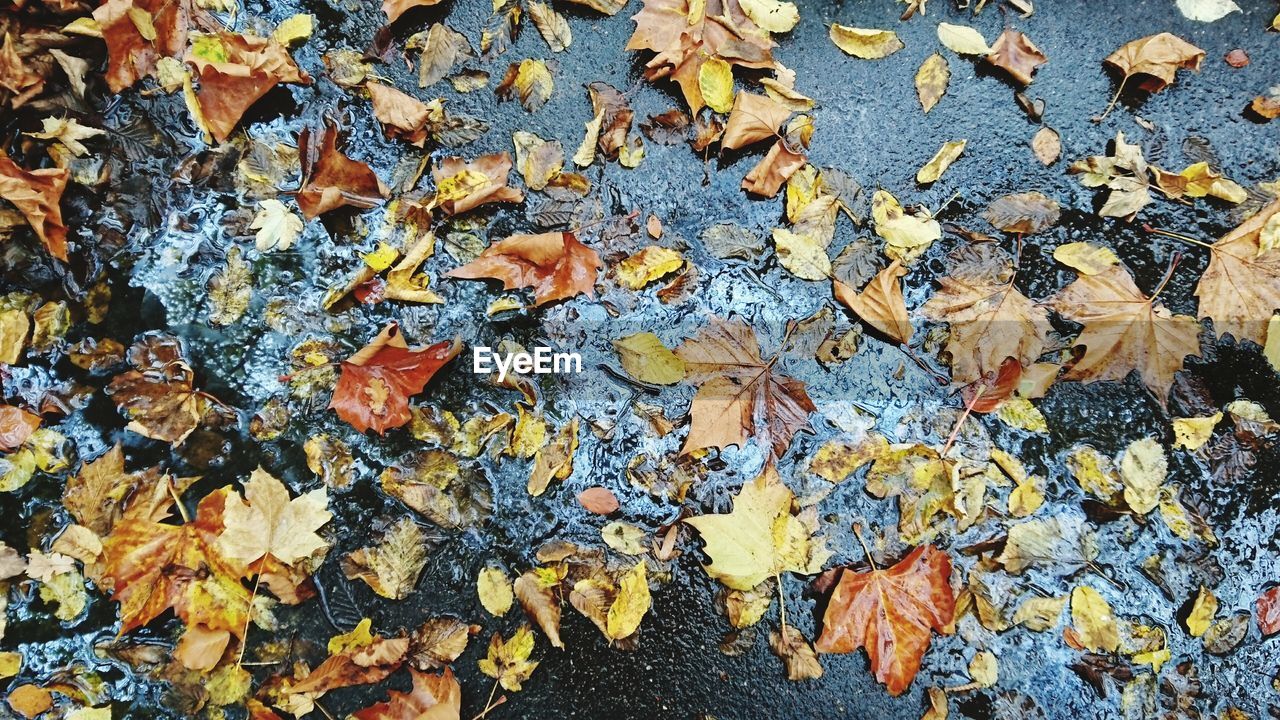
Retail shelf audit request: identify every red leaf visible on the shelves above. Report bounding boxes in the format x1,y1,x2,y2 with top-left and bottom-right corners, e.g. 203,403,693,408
577,487,620,515
1258,586,1280,636
330,323,461,434
963,357,1023,414
297,123,389,219
446,232,602,307
815,545,955,696
0,405,40,452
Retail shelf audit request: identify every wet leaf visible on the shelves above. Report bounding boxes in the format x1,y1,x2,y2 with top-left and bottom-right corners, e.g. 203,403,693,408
1070,585,1120,653
478,625,538,692
834,261,912,345
330,323,461,435
496,59,554,112
352,667,461,720
218,467,330,568
613,332,686,385
1194,199,1280,346
830,25,903,60
185,32,311,143
916,140,965,185
0,157,69,261
446,232,602,307
915,53,949,114
297,123,388,219
937,22,990,55
986,29,1046,86
341,517,429,600
1104,33,1204,94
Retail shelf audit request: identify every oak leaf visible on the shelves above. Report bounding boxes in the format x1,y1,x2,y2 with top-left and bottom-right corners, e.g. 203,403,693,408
675,318,815,459
985,29,1046,86
297,123,388,219
0,156,69,261
834,260,912,344
684,466,828,590
331,324,461,434
1104,33,1204,94
1194,198,1280,346
446,232,601,307
920,244,1050,385
1049,264,1202,403
815,544,955,696
186,32,312,143
431,153,523,215
351,667,461,720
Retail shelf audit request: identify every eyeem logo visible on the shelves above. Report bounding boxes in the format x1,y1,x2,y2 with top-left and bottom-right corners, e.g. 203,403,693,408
473,346,583,382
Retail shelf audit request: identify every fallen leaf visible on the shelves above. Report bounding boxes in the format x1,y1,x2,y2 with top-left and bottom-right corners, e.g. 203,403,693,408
830,25,904,59
296,123,389,219
26,117,105,157
1070,585,1120,652
478,566,513,616
613,332,686,385
834,261,912,344
383,0,443,23
1172,413,1221,450
1119,437,1166,514
577,486,619,514
95,0,189,92
1032,126,1060,165
1069,131,1152,219
1194,199,1280,346
815,545,955,696
617,246,684,289
769,630,823,681
1187,585,1218,637
218,467,330,570
528,417,578,496
341,517,429,600
0,406,39,454
698,56,735,113
916,140,966,185
0,157,69,260
447,232,601,307
1104,33,1204,94
937,22,990,55
1053,242,1118,275
432,152,523,215
722,92,790,150
250,199,304,252
1049,264,1202,403
185,32,311,142
351,667,461,720
496,59,553,112
1177,0,1240,21
915,53,949,114
870,189,940,263
106,334,220,445
1257,587,1280,636
742,139,806,198
512,131,564,191
478,625,538,691
528,1,572,52
330,323,461,434
986,29,1046,86
740,0,799,33
676,318,816,459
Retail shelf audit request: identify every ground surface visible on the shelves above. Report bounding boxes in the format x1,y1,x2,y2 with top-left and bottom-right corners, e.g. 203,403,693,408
2,0,1280,719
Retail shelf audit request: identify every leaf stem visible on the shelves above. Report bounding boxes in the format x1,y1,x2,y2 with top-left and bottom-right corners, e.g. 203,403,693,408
941,385,984,458
1094,75,1128,122
852,523,878,572
470,680,505,720
776,573,789,645
1148,252,1182,303
166,478,190,523
236,570,264,665
1143,224,1216,251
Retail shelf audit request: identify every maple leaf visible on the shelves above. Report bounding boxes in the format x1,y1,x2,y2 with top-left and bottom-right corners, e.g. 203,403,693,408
25,117,105,157
1068,131,1152,220
105,334,225,445
1104,33,1204,94
722,92,791,151
685,466,828,590
352,667,461,720
431,153,523,215
815,544,955,696
296,123,389,219
625,0,777,113
1049,264,1202,403
250,199,304,252
383,0,444,24
185,32,312,143
100,487,250,668
0,156,69,260
218,467,331,570
985,29,1046,87
834,260,912,344
920,244,1051,385
445,232,602,307
0,34,47,109
1194,198,1280,346
478,624,538,692
94,0,190,92
63,444,174,537
675,318,815,459
330,323,461,434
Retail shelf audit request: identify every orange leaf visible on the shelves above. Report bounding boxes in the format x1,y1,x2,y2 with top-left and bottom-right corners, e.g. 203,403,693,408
834,260,913,344
330,323,461,434
431,153,523,215
741,139,806,198
0,156,69,261
289,634,410,696
1258,586,1280,636
446,232,602,307
94,0,189,92
369,82,433,146
0,404,39,452
382,0,444,24
186,32,312,143
297,123,389,219
352,667,462,720
1104,32,1204,93
815,545,955,696
985,29,1047,87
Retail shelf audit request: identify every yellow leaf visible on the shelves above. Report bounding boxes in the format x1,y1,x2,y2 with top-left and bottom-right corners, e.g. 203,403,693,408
1119,437,1166,515
1013,595,1066,631
509,406,547,459
272,13,314,46
362,242,398,272
995,397,1048,434
1187,585,1217,637
917,140,966,185
871,190,940,263
1053,242,1119,275
601,521,646,555
478,566,514,616
1071,585,1120,652
773,228,831,281
218,467,331,567
479,624,538,692
613,332,686,385
0,651,21,679
830,24,904,59
1172,412,1221,450
1067,445,1122,501
617,246,683,289
605,562,651,640
698,57,735,113
739,0,799,33
328,617,375,654
937,22,991,55
1265,315,1280,371
808,436,887,483
968,651,997,687
915,53,949,113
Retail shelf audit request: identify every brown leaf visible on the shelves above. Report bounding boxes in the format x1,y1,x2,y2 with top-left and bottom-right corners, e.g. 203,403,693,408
1194,199,1280,346
431,152,523,215
920,245,1051,385
1049,264,1202,403
1224,49,1249,68
514,571,564,648
722,92,790,150
1104,33,1204,93
330,323,461,435
368,82,433,146
63,444,170,536
297,123,389,219
985,29,1047,87
834,260,912,344
676,318,815,459
625,0,777,113
1257,586,1280,636
742,139,806,198
94,0,189,92
1032,126,1061,165
0,34,47,109
0,156,69,260
576,486,619,514
408,617,478,670
446,232,602,307
352,667,461,720
983,191,1061,235
105,334,219,446
816,545,955,696
186,32,312,143
288,634,409,695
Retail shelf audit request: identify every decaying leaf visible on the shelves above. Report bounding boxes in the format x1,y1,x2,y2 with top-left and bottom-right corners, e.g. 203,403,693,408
985,29,1046,86
341,517,429,600
915,53,949,114
297,123,388,219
